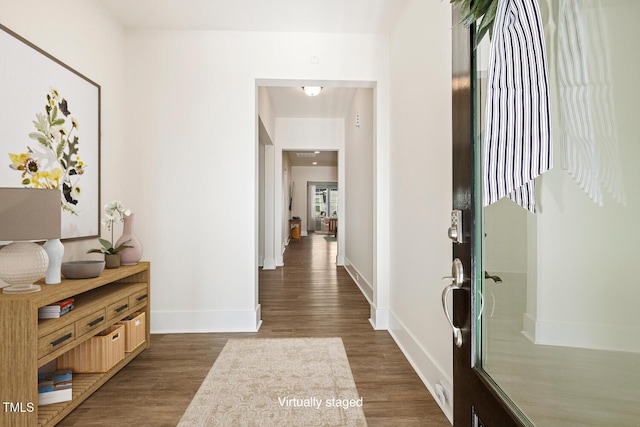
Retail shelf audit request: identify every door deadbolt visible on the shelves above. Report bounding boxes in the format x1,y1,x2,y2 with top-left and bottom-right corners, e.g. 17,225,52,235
448,210,464,244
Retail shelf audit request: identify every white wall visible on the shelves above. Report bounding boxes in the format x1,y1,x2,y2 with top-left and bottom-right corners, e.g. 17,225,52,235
388,0,453,421
344,88,374,301
0,0,126,261
258,87,276,269
122,30,389,332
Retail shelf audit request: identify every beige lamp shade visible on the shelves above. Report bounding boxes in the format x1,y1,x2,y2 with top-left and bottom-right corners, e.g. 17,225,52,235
0,188,61,241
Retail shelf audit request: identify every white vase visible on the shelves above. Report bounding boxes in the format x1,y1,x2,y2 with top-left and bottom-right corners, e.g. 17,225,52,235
43,238,64,284
116,213,143,265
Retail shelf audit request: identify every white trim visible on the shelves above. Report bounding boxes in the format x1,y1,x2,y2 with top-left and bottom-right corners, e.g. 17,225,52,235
151,306,262,333
521,312,536,343
369,304,388,330
262,257,276,270
524,313,640,353
388,310,453,424
344,257,373,304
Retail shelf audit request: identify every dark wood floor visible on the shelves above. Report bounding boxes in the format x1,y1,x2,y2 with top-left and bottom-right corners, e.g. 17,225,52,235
59,233,450,426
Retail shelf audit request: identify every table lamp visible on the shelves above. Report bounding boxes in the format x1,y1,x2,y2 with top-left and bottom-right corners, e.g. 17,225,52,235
0,188,61,294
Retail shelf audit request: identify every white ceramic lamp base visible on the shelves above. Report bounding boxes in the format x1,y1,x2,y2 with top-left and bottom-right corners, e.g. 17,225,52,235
0,242,49,294
43,238,64,284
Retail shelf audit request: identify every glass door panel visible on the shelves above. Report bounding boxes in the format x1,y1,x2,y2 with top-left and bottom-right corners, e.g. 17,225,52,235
313,185,338,233
476,1,640,425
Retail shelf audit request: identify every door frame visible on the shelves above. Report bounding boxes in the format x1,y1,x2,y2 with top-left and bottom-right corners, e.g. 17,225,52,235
450,6,529,426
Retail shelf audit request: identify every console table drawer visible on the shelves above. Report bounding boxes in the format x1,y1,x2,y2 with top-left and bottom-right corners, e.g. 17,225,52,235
76,309,107,337
106,297,130,321
129,289,149,310
39,323,75,359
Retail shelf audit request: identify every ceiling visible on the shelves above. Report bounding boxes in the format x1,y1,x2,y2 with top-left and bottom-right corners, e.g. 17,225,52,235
266,86,359,119
98,0,397,167
286,150,338,167
98,0,410,33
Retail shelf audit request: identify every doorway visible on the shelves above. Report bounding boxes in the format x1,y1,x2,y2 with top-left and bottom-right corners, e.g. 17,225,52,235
450,1,640,425
308,182,338,235
256,80,378,326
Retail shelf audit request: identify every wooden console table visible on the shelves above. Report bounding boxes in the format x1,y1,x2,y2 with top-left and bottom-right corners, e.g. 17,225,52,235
289,219,301,242
0,262,151,427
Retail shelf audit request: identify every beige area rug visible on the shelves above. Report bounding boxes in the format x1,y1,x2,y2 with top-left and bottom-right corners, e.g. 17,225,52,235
178,338,367,426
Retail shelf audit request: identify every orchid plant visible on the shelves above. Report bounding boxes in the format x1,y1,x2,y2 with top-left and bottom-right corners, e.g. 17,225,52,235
87,200,132,255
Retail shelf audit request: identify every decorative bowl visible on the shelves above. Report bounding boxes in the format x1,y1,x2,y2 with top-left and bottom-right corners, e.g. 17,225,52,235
61,260,105,279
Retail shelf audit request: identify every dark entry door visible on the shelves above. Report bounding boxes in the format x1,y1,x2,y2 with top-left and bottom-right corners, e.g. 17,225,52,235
448,1,640,426
448,5,527,425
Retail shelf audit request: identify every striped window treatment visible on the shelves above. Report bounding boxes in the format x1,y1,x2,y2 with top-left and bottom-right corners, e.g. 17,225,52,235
483,0,552,213
557,0,626,206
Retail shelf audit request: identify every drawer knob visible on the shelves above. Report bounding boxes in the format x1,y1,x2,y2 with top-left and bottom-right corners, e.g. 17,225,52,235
115,304,128,313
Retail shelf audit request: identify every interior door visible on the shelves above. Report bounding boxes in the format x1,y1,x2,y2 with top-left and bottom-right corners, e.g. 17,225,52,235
450,1,640,426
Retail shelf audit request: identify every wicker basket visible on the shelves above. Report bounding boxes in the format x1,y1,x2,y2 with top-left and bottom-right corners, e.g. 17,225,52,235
117,312,146,352
57,325,125,373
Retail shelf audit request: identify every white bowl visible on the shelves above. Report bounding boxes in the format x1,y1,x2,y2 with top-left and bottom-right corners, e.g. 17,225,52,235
61,260,106,279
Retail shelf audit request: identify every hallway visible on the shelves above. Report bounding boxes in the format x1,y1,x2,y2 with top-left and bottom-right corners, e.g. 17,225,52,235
259,233,449,426
58,233,449,426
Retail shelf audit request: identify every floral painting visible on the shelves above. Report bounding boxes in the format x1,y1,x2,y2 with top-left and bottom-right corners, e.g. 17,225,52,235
0,24,99,240
9,88,86,215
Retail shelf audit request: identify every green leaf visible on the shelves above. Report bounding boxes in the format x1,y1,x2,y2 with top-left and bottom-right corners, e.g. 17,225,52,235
451,0,498,44
475,0,498,45
475,0,494,19
33,113,49,134
112,239,132,253
112,244,133,254
56,140,65,159
98,238,113,250
52,118,65,126
22,178,31,185
64,135,80,169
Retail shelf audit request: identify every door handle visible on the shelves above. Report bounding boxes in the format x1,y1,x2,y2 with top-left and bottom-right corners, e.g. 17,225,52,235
484,271,502,283
442,258,464,348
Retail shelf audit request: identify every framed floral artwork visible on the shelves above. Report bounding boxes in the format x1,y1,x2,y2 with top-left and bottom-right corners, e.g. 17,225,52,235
0,23,100,240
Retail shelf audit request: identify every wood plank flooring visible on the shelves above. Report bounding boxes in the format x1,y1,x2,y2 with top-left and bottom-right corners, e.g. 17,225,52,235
58,233,449,426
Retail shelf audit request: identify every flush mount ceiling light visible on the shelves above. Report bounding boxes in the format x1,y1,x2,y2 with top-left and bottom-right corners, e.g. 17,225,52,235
302,86,322,97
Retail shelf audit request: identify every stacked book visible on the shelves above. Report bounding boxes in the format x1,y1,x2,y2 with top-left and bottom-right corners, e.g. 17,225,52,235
38,369,72,406
38,298,74,319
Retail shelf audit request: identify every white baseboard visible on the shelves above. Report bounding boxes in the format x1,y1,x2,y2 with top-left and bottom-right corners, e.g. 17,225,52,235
388,310,453,424
522,312,536,343
343,258,373,304
151,305,262,333
262,257,276,270
369,304,388,330
523,312,640,352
